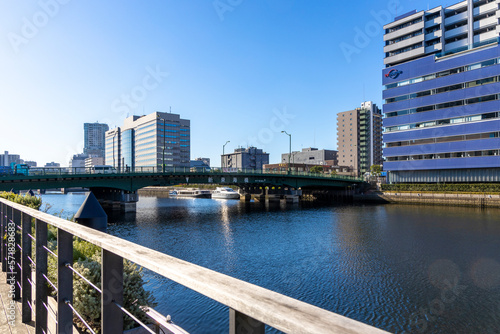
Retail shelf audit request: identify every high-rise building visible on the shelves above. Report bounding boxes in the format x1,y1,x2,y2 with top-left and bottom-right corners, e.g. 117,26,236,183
221,147,269,170
105,112,190,170
0,151,21,166
84,123,109,157
383,0,500,183
337,102,383,176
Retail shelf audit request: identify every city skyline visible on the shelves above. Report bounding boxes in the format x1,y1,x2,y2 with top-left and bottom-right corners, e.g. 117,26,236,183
1,0,446,166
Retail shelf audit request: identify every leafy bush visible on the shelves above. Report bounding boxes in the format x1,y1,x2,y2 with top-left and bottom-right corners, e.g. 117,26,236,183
45,234,156,333
381,183,500,193
309,166,323,174
73,254,156,333
0,191,42,209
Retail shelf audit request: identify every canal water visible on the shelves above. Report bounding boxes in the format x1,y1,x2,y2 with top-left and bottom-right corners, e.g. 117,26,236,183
40,193,500,333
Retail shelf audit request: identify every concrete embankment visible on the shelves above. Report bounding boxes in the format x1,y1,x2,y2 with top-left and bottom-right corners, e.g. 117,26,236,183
355,191,500,208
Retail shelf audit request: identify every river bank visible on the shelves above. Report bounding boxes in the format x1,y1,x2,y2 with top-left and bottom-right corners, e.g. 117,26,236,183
355,191,500,208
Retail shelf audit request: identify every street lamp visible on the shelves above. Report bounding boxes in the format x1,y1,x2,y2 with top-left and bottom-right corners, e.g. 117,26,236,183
157,115,166,173
281,131,291,174
222,141,230,168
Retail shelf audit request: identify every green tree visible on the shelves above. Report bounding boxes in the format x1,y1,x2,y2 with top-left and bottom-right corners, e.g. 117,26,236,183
309,166,323,174
370,164,382,176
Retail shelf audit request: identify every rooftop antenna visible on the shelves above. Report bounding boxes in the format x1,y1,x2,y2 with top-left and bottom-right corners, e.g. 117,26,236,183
170,106,172,113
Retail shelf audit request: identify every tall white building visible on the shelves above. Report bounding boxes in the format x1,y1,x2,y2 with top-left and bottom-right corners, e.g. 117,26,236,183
84,123,109,157
105,112,190,170
384,0,500,68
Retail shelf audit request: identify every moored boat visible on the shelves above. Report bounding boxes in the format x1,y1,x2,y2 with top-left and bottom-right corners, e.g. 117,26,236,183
175,189,211,198
211,187,240,200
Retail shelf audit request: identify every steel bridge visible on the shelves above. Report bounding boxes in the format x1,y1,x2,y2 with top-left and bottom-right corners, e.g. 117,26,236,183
0,167,365,210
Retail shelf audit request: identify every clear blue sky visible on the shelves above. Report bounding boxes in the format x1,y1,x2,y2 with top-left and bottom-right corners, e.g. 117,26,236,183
1,0,444,166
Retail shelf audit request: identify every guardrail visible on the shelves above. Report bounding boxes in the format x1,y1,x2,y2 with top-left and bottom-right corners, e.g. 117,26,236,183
0,197,387,333
1,166,364,182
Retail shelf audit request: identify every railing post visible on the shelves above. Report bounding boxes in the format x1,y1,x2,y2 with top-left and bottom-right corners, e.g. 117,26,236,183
0,202,5,272
57,229,74,333
102,249,123,333
229,309,265,334
12,207,21,300
21,212,32,323
2,203,9,272
35,218,48,334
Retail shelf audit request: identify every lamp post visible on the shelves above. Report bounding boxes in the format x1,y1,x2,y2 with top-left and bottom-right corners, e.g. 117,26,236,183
281,131,291,174
157,115,166,173
222,141,230,168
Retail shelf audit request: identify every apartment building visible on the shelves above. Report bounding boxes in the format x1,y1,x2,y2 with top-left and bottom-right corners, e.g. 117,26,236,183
337,102,383,176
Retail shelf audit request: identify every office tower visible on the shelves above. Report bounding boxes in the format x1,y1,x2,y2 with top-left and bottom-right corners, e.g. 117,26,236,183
105,112,190,170
383,0,500,183
84,123,109,157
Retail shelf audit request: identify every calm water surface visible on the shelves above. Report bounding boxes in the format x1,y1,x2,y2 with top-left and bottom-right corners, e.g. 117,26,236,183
41,193,500,333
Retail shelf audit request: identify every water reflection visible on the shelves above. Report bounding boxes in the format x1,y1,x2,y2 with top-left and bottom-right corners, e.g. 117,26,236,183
40,194,500,333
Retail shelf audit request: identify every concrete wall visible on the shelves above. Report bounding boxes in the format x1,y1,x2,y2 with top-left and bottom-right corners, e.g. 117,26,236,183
355,191,500,208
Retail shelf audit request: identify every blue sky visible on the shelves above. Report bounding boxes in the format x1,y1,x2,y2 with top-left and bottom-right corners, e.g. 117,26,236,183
1,0,445,166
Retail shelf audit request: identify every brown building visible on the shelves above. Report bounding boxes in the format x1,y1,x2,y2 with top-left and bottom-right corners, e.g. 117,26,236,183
263,163,353,176
337,101,383,176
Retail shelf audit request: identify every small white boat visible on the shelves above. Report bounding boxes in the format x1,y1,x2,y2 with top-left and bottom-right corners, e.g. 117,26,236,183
211,187,240,200
176,189,211,198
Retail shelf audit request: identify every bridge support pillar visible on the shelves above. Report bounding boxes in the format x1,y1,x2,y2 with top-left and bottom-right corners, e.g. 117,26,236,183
283,188,301,204
265,187,282,203
238,187,251,202
90,188,139,212
251,187,266,202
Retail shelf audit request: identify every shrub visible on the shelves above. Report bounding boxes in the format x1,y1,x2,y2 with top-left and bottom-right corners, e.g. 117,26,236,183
0,191,42,209
73,254,156,333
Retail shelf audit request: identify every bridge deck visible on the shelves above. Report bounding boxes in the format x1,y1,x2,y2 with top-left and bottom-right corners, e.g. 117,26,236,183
0,272,34,333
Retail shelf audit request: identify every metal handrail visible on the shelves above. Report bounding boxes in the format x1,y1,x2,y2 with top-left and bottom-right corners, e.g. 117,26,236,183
0,198,387,334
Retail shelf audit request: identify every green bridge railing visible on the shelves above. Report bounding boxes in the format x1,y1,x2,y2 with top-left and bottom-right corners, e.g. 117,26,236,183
2,166,364,182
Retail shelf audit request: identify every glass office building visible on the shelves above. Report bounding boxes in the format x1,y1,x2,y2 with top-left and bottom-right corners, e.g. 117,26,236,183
383,0,500,183
105,112,190,170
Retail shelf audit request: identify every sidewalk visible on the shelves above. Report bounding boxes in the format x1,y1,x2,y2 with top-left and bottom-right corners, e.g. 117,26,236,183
0,271,34,333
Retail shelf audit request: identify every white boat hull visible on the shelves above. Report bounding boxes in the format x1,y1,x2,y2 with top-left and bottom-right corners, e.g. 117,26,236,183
212,193,240,199
211,187,240,200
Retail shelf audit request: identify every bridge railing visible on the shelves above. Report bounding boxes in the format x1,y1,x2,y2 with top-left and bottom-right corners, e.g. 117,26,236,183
4,166,364,182
0,197,387,333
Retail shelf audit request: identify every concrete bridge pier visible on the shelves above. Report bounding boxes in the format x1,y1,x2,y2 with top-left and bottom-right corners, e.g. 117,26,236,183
250,187,266,202
238,187,252,202
265,187,282,203
283,188,302,204
90,188,139,212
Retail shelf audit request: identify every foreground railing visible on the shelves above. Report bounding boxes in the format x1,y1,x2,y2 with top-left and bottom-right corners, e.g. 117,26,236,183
2,166,364,182
0,198,387,333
